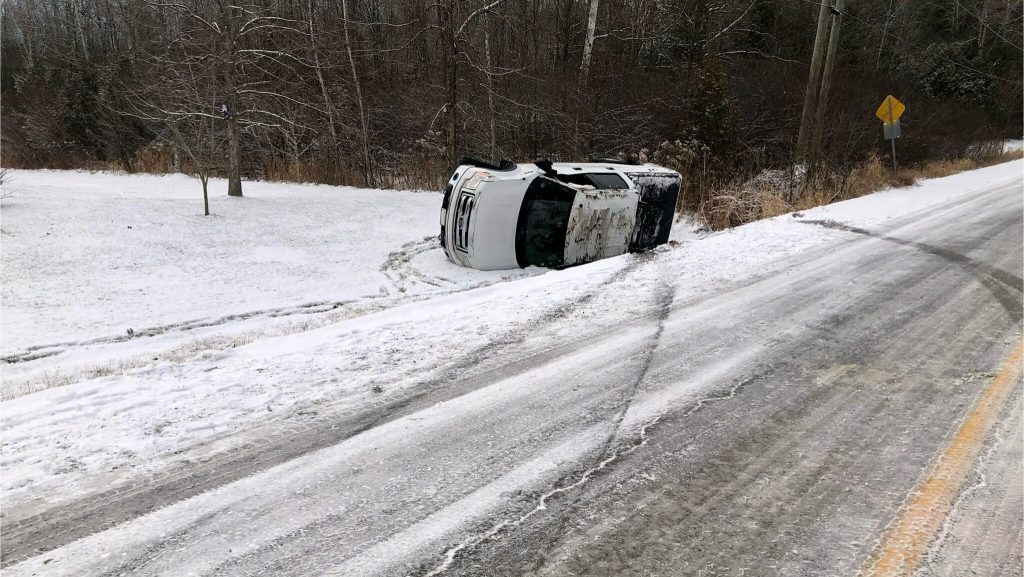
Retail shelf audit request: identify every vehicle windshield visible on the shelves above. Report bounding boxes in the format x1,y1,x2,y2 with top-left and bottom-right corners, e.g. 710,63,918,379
515,177,575,268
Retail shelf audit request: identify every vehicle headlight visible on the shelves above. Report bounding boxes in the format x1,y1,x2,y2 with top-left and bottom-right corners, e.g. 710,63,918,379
461,171,493,191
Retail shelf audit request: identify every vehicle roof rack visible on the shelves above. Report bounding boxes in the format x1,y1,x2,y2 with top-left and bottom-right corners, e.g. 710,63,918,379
589,157,642,165
460,157,517,171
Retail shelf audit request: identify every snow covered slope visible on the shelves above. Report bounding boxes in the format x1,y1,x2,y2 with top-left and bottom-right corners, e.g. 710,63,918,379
0,171,542,355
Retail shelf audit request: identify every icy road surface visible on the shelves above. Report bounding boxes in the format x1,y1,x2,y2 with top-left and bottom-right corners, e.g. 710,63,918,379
1,162,1021,576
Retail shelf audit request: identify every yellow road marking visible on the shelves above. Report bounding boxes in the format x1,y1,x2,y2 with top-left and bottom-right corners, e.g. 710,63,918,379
859,337,1024,577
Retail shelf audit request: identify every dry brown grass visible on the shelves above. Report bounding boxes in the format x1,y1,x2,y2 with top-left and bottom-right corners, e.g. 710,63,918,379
911,150,1023,179
261,156,363,186
695,147,1022,230
133,146,175,174
698,187,793,229
259,153,447,190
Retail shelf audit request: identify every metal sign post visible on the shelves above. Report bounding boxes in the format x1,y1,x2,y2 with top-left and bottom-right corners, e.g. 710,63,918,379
876,95,905,174
888,98,897,172
884,121,901,172
890,133,897,172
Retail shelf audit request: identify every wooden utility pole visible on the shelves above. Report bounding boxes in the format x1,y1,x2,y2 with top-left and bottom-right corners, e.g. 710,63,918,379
810,0,845,157
796,0,832,161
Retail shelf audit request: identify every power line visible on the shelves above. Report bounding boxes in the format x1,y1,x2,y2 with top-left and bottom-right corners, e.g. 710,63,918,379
787,0,1019,84
936,0,1023,52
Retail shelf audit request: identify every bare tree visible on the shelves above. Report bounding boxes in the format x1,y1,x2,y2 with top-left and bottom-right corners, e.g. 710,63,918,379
166,114,222,216
439,0,503,164
1,0,1020,194
141,0,315,197
122,44,226,215
341,0,375,185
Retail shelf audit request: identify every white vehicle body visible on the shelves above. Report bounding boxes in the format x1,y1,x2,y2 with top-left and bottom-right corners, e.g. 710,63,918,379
440,161,681,270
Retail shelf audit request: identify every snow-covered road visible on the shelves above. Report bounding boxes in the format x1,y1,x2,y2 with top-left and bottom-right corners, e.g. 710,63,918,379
1,162,1021,576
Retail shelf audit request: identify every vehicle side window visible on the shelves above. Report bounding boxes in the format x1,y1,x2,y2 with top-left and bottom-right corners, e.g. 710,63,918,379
551,173,628,189
515,178,575,268
585,173,629,189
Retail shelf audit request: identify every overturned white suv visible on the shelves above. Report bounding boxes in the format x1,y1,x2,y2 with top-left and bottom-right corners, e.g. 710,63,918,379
440,159,681,270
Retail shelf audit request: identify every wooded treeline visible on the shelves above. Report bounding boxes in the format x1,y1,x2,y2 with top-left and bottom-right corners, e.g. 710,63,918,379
2,0,1021,196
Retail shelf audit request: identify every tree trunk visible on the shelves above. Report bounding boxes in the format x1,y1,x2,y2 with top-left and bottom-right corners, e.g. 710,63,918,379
201,176,210,216
72,0,90,60
443,1,458,165
485,27,497,161
223,5,243,197
796,0,831,162
977,0,989,50
575,0,601,154
226,111,243,197
308,0,337,142
342,0,374,187
580,0,600,81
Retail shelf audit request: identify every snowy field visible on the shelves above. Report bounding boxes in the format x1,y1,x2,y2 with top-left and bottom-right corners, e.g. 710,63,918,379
1,160,1021,519
0,172,543,353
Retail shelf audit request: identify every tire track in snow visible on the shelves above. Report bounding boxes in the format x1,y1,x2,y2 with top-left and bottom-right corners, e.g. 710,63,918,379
1,297,364,364
380,236,457,291
2,229,858,567
418,285,770,577
419,269,679,577
0,224,906,566
799,218,1023,321
407,206,1000,576
4,237,498,367
9,194,994,567
3,241,537,399
420,416,665,577
0,255,645,568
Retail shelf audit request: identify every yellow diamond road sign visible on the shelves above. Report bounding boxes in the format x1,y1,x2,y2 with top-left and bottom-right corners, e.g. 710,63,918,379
876,95,905,124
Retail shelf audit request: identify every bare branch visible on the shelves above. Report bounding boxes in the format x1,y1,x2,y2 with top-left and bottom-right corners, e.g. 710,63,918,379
456,0,502,38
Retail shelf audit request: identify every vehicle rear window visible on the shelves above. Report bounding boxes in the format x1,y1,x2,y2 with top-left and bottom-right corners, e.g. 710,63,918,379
515,178,575,268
